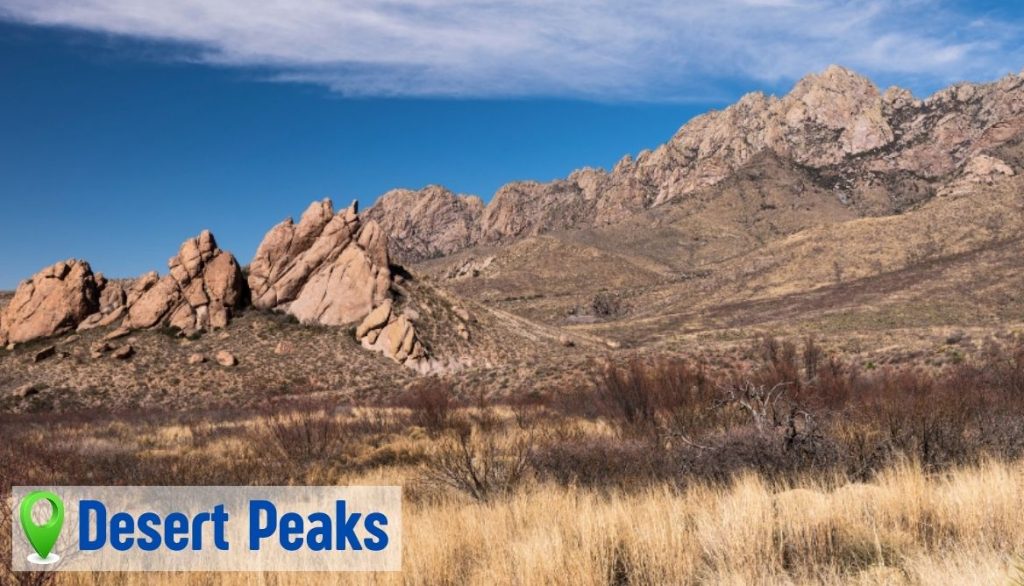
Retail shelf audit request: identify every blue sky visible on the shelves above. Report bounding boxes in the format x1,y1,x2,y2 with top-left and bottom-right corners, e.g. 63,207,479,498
0,1,1022,289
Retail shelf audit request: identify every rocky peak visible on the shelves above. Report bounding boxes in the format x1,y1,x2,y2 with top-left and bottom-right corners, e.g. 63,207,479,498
248,198,391,325
364,65,1024,263
364,186,484,264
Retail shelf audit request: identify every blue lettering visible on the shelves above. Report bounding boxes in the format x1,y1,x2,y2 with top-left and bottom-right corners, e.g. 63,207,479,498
363,512,389,551
109,512,135,551
279,512,304,551
79,500,107,551
164,513,189,551
212,505,230,551
249,500,276,550
136,512,162,552
335,500,362,550
306,512,332,551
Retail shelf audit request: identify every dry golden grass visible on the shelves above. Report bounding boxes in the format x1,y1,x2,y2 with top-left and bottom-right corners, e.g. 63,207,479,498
8,348,1024,585
20,458,1022,585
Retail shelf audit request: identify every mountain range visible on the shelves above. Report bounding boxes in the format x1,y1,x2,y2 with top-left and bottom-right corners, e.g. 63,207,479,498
2,65,1022,411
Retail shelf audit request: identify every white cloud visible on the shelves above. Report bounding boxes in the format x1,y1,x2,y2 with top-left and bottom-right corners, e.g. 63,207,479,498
0,0,1020,100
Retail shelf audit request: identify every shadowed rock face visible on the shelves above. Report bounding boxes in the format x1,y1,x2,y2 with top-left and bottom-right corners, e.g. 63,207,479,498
0,260,100,345
367,65,1024,262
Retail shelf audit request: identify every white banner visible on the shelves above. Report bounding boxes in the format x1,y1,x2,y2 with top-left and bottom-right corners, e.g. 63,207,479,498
10,486,401,572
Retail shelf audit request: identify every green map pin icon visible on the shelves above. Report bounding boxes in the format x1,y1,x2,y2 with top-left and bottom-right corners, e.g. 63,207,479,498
19,491,64,559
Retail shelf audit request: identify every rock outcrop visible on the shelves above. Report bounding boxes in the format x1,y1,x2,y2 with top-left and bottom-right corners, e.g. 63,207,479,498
125,230,247,332
2,230,247,347
364,185,484,264
0,260,100,345
249,199,390,325
76,273,129,332
367,65,1024,259
250,199,431,369
354,298,430,371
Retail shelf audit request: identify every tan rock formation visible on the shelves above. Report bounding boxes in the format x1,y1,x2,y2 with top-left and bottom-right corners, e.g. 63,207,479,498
125,230,246,332
248,199,391,326
249,200,437,369
355,301,428,369
0,259,100,345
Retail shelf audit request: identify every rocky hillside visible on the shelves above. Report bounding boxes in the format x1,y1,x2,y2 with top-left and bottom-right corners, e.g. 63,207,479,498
0,201,461,373
368,66,1024,264
3,64,1024,413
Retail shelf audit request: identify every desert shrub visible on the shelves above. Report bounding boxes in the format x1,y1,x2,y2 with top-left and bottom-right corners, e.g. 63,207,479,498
831,367,990,473
803,356,858,409
598,357,720,439
682,425,839,483
754,334,801,389
982,341,1024,399
532,434,676,489
257,401,349,464
423,425,534,501
598,359,659,435
803,335,823,381
401,377,454,434
591,292,622,317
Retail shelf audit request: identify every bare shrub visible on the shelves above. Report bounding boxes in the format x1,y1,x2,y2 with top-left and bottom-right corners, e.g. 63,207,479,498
754,334,801,389
258,401,348,463
842,367,986,471
984,341,1024,399
402,378,454,434
424,426,533,501
598,357,720,442
598,359,659,436
532,434,675,489
716,379,795,433
802,335,823,381
682,425,839,483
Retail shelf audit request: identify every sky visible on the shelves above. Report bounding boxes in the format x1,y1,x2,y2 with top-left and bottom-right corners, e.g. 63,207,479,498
0,1,1022,289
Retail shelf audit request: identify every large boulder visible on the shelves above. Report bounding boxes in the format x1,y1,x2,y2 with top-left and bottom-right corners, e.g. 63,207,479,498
125,230,247,331
248,199,391,326
250,199,430,369
0,260,100,345
355,299,430,370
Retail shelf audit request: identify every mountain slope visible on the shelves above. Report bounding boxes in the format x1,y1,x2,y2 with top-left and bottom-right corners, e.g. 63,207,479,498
369,66,1024,264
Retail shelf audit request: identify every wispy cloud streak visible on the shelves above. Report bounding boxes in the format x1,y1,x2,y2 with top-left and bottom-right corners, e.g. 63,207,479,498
1,0,1021,99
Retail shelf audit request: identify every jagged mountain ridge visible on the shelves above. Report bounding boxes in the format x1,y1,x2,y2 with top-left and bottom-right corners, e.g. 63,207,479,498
367,65,1024,264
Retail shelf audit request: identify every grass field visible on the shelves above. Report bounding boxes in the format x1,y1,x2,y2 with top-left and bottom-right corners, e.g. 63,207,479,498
4,336,1024,585
6,460,1024,585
